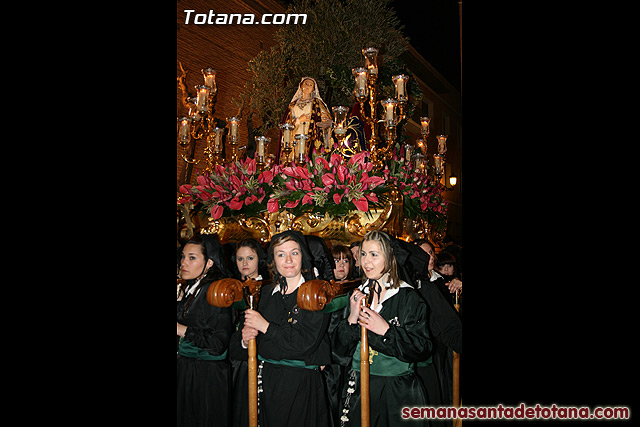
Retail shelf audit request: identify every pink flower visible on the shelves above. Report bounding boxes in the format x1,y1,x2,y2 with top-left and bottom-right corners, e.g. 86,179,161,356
365,193,378,203
285,199,300,208
211,204,223,220
282,166,297,177
259,169,274,184
349,151,368,167
353,197,369,212
179,184,192,194
295,166,309,180
302,193,313,205
244,157,256,175
230,175,243,189
321,173,335,187
245,194,258,205
336,165,347,183
267,197,279,213
315,156,330,170
228,197,243,210
285,181,298,192
333,192,343,204
360,174,385,188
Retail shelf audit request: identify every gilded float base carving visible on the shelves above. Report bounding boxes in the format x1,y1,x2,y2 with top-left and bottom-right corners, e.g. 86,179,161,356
180,190,443,246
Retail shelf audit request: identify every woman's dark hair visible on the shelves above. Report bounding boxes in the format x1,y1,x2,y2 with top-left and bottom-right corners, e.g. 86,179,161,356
331,244,354,281
180,235,227,313
233,238,270,280
267,231,315,282
436,251,456,269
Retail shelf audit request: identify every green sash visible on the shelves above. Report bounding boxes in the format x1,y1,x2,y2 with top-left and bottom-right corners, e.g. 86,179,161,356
258,355,319,370
351,341,414,376
178,339,228,361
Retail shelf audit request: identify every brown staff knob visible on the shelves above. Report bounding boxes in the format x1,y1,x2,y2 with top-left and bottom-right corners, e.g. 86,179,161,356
207,278,244,307
297,279,361,311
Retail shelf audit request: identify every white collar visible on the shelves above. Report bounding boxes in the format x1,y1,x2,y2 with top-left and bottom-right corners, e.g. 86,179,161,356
430,270,443,281
359,275,411,312
186,279,202,296
272,275,305,295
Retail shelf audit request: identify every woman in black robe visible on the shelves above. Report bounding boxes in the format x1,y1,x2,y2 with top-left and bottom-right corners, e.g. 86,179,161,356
333,230,431,426
229,230,332,427
177,234,234,427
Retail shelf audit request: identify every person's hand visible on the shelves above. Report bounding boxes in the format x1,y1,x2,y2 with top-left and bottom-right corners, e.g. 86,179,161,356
244,309,269,334
348,290,367,325
177,322,187,337
241,325,258,347
358,306,389,336
447,278,462,293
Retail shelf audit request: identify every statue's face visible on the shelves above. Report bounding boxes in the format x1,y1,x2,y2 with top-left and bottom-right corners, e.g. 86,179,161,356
301,79,315,95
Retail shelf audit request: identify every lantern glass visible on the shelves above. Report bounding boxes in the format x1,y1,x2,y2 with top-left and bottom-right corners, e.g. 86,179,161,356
352,67,368,100
392,74,409,102
362,47,379,76
201,68,217,92
195,85,210,113
436,135,448,155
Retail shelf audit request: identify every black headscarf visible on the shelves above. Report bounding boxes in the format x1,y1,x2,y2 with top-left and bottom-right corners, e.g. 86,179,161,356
388,235,430,287
200,234,233,279
305,235,336,281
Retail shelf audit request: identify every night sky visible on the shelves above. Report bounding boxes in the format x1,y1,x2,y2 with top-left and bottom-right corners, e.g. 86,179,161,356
392,0,461,92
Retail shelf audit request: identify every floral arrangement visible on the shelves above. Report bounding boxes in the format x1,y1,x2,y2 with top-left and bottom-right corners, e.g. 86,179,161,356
178,150,448,232
384,156,449,232
178,151,388,220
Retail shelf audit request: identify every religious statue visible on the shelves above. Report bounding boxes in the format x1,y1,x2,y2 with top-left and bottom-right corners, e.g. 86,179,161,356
278,77,331,163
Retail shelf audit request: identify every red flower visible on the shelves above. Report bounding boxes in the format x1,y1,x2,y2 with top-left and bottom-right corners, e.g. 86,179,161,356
259,169,274,184
295,166,309,180
321,173,336,187
315,156,330,170
211,204,223,220
228,197,243,210
267,197,279,213
302,193,313,205
353,197,369,212
285,199,300,208
245,194,258,205
349,151,368,167
285,181,298,192
333,192,343,204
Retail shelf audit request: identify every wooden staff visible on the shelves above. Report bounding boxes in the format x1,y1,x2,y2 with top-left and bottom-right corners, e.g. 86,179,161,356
453,289,462,427
207,278,264,427
360,292,374,427
297,278,371,426
243,287,259,427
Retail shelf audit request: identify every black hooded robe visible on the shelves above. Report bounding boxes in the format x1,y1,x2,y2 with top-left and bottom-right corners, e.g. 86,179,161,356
229,230,332,427
333,281,432,427
177,235,234,427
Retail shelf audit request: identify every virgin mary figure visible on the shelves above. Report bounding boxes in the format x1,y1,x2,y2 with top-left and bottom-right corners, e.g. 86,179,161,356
278,77,331,163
